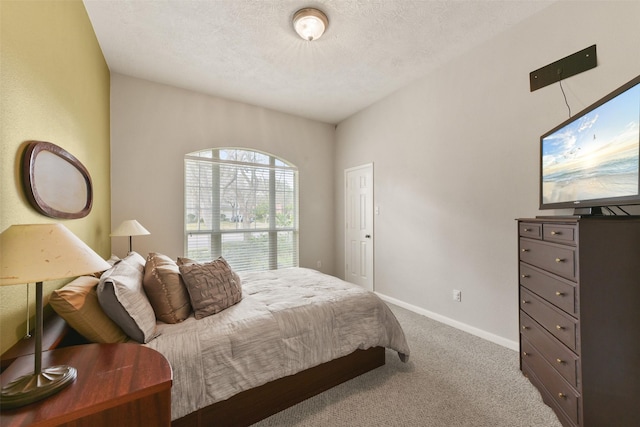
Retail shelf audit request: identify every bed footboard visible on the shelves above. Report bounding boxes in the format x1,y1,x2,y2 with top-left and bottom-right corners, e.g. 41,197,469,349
172,346,386,427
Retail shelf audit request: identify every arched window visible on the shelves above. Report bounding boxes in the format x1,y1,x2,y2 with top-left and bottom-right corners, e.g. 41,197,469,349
184,148,298,271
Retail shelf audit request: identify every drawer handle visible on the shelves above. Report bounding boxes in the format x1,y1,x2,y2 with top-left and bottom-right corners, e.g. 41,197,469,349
555,291,565,296
522,352,529,357
556,325,565,330
558,392,567,399
522,326,529,330
521,274,530,278
521,248,530,252
522,300,530,305
555,258,565,263
550,231,562,236
556,358,565,364
523,228,532,232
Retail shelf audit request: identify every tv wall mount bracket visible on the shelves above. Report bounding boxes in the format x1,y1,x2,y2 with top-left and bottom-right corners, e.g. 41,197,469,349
530,45,597,92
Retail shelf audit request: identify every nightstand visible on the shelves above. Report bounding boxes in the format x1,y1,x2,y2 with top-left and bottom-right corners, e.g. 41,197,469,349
0,343,172,427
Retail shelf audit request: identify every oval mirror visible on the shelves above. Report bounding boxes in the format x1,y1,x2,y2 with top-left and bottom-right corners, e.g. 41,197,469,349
22,141,93,219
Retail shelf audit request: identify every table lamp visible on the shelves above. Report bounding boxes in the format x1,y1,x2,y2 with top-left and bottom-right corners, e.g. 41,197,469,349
110,219,150,253
0,224,111,409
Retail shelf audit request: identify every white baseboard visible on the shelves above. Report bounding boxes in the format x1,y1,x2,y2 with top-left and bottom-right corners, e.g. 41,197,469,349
376,292,519,352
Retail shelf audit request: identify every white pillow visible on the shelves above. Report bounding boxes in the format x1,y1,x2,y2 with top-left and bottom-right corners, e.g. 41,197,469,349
97,252,158,343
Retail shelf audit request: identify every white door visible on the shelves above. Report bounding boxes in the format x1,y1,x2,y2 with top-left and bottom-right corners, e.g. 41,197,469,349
345,163,374,291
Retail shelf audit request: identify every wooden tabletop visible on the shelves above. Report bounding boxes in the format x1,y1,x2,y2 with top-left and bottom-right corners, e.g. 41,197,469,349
0,343,172,427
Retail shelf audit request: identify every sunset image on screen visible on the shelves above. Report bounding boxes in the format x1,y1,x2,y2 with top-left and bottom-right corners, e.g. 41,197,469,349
542,84,640,205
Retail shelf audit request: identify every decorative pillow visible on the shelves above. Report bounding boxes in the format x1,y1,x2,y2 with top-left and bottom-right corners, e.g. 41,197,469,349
107,254,121,266
176,256,198,266
178,257,242,320
50,276,129,343
97,252,158,343
143,252,191,323
91,254,122,278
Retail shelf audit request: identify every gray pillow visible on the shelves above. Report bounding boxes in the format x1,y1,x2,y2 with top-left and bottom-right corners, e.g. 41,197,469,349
97,252,158,343
178,257,242,319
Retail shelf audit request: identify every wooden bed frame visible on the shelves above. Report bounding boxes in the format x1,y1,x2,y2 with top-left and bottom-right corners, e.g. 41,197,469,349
1,313,386,426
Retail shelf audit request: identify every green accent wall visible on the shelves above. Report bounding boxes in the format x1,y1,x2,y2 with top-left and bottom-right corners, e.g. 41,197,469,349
0,0,111,354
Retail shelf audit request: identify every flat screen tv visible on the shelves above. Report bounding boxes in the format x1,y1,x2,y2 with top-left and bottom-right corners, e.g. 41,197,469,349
540,74,640,214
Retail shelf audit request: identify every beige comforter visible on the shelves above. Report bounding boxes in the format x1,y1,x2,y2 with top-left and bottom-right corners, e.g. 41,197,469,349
144,267,410,420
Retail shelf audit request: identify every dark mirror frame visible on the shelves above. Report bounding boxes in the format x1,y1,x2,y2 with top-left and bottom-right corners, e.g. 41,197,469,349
21,141,93,219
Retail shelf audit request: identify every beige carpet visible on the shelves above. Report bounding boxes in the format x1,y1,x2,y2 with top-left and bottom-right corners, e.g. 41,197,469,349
253,303,562,426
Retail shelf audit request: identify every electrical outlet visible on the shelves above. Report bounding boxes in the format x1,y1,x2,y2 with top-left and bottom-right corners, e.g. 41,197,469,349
453,290,462,302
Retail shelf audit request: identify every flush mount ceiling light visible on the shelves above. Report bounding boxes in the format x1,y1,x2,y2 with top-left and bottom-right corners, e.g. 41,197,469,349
293,8,328,41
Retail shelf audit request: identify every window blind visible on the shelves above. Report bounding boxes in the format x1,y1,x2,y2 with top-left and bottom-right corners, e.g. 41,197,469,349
184,149,298,271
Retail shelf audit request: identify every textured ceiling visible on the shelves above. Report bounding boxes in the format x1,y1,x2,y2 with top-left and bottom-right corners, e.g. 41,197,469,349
83,0,554,124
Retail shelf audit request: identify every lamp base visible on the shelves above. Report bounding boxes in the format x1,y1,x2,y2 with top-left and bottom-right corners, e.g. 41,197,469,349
0,365,77,409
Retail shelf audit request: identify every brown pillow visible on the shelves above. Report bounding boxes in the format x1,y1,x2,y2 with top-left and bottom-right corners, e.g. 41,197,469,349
50,276,129,343
178,257,242,319
143,253,192,323
176,256,198,266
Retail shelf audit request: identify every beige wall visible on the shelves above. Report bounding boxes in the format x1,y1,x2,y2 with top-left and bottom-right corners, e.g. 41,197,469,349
110,74,336,273
335,1,640,348
0,0,111,354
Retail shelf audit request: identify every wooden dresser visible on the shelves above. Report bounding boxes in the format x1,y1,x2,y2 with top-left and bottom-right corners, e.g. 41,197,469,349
517,217,640,427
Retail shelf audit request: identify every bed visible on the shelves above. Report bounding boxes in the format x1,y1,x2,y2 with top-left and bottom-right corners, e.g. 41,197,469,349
2,252,410,426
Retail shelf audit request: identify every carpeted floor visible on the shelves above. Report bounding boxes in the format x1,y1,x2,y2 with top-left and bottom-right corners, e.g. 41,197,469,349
252,303,562,426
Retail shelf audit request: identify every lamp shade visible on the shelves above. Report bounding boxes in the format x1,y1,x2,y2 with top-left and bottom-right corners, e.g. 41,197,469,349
0,224,111,286
110,219,150,237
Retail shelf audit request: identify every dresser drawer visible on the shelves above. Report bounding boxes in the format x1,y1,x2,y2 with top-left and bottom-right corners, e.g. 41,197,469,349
543,224,577,245
521,337,580,426
520,287,579,351
519,238,577,280
519,222,542,239
519,263,577,315
520,311,579,387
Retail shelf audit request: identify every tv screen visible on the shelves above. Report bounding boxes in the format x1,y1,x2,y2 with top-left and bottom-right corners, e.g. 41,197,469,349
540,75,640,212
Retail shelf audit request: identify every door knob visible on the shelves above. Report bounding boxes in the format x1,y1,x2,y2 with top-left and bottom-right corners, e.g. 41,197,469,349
365,234,371,238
